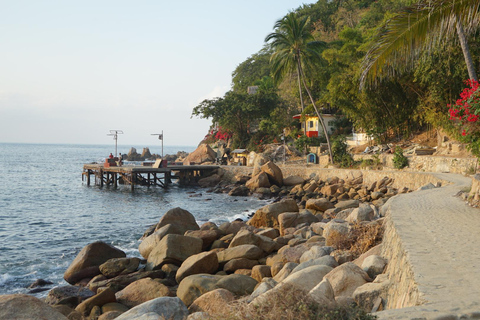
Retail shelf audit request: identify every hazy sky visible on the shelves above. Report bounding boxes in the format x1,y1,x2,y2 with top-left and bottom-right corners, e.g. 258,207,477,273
0,1,312,147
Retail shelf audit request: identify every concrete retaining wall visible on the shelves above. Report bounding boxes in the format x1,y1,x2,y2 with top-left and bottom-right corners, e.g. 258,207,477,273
221,165,449,190
220,165,454,311
354,154,478,175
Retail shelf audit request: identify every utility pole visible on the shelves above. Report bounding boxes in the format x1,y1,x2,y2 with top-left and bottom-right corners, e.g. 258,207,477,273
107,130,123,157
151,130,164,158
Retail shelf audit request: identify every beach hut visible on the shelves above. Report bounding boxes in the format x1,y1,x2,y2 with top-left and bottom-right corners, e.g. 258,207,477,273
231,149,248,165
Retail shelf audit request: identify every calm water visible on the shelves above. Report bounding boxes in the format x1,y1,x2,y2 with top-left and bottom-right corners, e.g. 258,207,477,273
0,143,267,296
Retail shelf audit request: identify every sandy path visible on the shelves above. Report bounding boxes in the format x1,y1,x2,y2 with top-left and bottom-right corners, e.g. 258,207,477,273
377,173,480,319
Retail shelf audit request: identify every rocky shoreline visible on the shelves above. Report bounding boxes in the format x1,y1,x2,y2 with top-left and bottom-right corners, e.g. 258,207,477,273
0,160,436,320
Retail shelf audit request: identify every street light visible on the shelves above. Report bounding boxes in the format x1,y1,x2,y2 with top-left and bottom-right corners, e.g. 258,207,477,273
151,130,164,158
107,130,123,157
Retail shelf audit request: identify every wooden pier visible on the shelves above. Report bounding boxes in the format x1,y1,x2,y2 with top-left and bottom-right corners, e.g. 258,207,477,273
82,163,219,191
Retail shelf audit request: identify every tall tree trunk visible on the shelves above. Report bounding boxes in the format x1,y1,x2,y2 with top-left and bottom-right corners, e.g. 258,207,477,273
456,16,478,81
296,58,307,135
299,67,334,165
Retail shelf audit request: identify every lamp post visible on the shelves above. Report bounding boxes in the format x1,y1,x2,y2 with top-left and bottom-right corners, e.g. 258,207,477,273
151,131,164,158
281,129,286,165
107,130,123,157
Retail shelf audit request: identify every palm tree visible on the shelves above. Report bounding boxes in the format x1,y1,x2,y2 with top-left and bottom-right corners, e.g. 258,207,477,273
360,0,480,89
265,12,334,164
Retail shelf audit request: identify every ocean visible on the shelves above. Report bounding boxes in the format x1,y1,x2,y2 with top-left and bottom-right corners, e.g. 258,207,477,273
0,143,268,296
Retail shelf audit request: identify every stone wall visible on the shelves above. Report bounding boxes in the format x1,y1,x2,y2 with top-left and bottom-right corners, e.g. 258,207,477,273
353,154,478,175
220,165,454,311
380,205,424,309
221,166,448,191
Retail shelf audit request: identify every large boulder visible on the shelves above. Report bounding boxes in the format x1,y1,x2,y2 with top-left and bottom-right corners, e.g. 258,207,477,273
283,175,305,186
229,229,277,254
323,220,351,247
246,172,271,191
146,234,203,270
292,255,338,274
75,288,116,316
247,199,299,228
115,297,189,320
64,241,126,285
185,229,222,251
308,278,337,309
99,257,140,278
353,279,390,312
177,274,222,306
198,174,221,188
189,288,234,314
223,258,258,273
306,198,335,212
278,211,318,236
361,255,387,279
184,144,216,165
215,274,258,296
335,199,360,211
115,278,172,308
45,285,95,307
299,246,334,264
281,265,333,292
346,204,375,223
217,244,264,263
260,161,283,186
176,251,219,283
0,294,68,320
324,262,370,297
273,262,298,282
88,270,164,294
139,224,184,259
155,207,200,235
251,265,272,282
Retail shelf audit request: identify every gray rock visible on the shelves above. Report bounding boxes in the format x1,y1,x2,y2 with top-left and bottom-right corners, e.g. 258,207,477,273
115,297,188,320
281,265,333,292
292,255,338,274
0,294,68,320
299,245,333,263
361,255,387,279
334,200,360,210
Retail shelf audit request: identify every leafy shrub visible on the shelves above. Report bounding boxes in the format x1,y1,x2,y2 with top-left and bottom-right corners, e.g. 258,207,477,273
392,147,409,169
294,135,325,153
332,136,354,168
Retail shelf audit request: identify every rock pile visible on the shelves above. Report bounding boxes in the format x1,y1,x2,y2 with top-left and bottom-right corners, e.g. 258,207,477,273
3,163,420,319
20,162,407,320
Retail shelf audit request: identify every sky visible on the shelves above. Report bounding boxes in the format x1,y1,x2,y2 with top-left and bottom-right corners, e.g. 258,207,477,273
0,1,313,147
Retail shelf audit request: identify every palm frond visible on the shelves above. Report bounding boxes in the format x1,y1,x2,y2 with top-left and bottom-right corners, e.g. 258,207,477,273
360,0,480,89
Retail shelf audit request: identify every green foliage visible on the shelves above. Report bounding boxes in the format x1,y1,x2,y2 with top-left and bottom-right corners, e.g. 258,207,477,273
294,135,325,153
393,147,409,169
332,136,354,168
192,0,480,160
232,51,272,93
192,90,281,149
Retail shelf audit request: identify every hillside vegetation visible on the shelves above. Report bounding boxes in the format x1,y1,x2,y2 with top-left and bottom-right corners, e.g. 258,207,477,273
192,0,480,160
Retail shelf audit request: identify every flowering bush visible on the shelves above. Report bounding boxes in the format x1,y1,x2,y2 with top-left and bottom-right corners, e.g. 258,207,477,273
448,79,480,136
448,79,480,157
203,126,233,144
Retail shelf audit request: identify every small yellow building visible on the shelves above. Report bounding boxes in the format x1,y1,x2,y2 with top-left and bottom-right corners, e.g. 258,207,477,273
230,149,248,165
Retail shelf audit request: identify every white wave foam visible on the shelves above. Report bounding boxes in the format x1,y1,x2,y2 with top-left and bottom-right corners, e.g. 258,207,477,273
0,273,18,287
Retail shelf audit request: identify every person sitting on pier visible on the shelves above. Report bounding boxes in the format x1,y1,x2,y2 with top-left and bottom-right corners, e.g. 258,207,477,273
116,153,123,166
109,153,114,159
